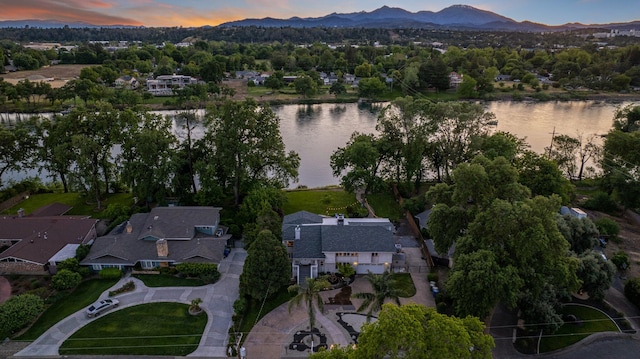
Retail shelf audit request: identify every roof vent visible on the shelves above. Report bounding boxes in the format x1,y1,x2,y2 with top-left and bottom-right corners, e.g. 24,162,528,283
125,221,133,233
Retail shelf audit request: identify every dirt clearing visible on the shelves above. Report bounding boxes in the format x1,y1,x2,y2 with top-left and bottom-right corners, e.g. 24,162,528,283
2,64,94,88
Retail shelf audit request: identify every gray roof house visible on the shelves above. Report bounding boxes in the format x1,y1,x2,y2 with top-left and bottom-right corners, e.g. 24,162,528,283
0,203,97,274
81,206,228,271
282,211,396,284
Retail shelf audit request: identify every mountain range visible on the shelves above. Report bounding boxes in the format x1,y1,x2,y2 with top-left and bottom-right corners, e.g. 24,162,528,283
1,5,639,31
219,5,640,32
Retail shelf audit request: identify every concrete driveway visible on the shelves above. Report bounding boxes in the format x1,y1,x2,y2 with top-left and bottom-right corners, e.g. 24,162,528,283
13,248,246,358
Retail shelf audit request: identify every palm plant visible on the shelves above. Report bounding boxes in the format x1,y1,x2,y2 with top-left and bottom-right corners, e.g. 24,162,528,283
288,277,331,332
353,271,402,320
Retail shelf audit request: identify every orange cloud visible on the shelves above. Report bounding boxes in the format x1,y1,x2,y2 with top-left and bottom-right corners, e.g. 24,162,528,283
0,0,142,25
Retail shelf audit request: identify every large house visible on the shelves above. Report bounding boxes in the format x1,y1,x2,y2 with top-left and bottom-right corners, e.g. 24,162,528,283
81,206,228,271
282,211,397,284
146,74,198,96
0,203,98,274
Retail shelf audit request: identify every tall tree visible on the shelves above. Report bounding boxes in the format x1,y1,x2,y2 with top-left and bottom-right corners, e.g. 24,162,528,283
239,230,291,301
330,132,384,193
200,98,300,206
317,303,494,359
0,119,36,187
119,111,177,204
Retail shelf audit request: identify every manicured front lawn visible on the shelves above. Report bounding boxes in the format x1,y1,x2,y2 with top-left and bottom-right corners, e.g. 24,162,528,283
283,188,357,215
133,274,207,287
391,272,417,297
17,278,119,340
59,302,207,356
539,304,619,353
3,192,133,219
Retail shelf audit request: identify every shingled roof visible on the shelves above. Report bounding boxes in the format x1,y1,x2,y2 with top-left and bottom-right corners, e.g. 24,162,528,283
0,216,97,265
283,211,395,260
81,206,226,267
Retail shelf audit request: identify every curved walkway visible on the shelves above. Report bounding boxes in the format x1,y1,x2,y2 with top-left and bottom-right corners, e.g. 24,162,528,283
13,248,246,357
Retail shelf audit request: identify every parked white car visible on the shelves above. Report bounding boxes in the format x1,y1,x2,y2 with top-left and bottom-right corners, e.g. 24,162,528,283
86,298,119,318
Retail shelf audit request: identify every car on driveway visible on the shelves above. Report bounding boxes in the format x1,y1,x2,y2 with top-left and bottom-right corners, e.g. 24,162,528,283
86,298,119,318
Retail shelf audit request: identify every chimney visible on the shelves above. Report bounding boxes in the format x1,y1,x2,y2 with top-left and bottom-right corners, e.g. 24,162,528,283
156,239,169,257
125,221,133,233
295,225,300,240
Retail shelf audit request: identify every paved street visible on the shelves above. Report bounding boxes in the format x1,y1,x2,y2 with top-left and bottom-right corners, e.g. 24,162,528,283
12,248,246,358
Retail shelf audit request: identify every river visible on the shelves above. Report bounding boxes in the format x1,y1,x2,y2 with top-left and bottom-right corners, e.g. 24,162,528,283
2,100,638,189
275,100,637,188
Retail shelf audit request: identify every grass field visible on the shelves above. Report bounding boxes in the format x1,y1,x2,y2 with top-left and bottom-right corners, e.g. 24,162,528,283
59,302,207,356
366,192,403,220
538,304,619,353
17,278,119,340
283,188,357,215
391,272,417,297
2,192,133,218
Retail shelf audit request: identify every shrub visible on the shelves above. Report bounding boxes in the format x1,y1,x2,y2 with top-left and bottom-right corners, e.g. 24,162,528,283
233,297,247,316
337,263,356,278
57,258,80,273
109,281,135,296
612,251,631,271
24,287,50,299
75,244,91,261
99,267,123,279
583,192,619,214
595,217,620,238
77,267,91,278
0,293,44,338
51,269,82,290
625,277,640,308
176,262,218,277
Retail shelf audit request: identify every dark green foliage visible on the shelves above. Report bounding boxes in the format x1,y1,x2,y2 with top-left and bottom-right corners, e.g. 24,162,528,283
583,192,619,214
57,258,79,273
175,262,219,277
99,267,123,279
75,244,91,261
611,251,631,271
624,277,640,308
0,294,44,338
595,217,621,238
51,269,82,290
240,230,291,301
576,250,616,301
556,215,599,254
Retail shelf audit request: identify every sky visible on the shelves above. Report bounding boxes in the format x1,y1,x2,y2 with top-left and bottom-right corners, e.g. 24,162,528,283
0,0,638,28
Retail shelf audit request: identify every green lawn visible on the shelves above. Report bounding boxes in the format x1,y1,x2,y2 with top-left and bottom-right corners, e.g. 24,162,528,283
391,273,417,297
283,188,357,215
17,278,119,340
59,302,206,356
3,192,133,219
133,274,207,287
539,304,619,353
367,192,403,221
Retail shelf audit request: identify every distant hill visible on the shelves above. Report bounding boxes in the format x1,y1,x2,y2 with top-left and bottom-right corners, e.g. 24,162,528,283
219,4,638,32
0,19,139,29
2,5,639,31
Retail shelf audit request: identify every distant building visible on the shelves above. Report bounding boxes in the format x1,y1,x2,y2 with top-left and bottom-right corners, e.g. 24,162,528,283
146,74,198,96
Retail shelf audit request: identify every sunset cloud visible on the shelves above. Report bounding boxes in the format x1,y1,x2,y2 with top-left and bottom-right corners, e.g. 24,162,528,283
0,0,142,25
